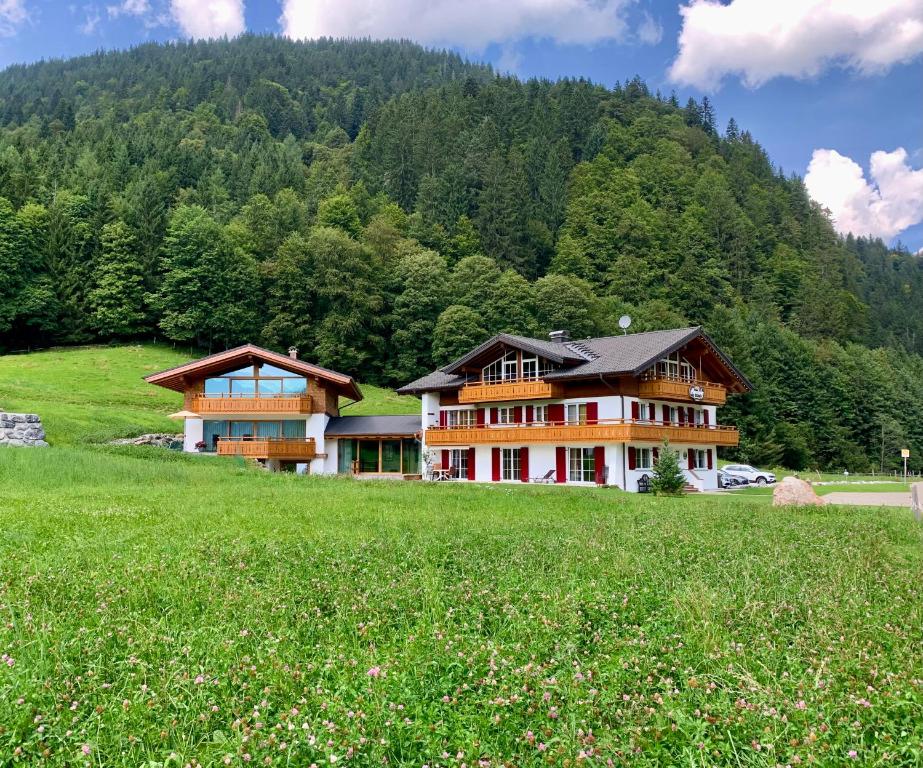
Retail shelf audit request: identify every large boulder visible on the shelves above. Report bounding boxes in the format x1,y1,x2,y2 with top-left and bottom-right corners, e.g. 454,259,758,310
110,433,184,450
772,476,825,507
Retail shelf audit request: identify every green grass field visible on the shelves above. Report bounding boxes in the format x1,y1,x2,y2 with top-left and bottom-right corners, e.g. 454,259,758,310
1,346,922,766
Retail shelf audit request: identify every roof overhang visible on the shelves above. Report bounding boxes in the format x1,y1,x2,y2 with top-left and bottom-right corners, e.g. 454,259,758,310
144,344,363,401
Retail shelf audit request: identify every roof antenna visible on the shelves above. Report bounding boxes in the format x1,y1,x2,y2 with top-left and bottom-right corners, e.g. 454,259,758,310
618,315,632,335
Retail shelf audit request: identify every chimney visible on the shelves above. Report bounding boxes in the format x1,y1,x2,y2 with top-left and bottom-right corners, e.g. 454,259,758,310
548,330,570,344
288,346,298,359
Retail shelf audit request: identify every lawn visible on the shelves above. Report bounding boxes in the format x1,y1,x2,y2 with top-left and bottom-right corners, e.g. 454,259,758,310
1,346,922,766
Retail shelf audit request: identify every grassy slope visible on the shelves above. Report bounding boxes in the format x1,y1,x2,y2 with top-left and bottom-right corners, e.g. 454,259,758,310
0,346,921,765
0,344,418,444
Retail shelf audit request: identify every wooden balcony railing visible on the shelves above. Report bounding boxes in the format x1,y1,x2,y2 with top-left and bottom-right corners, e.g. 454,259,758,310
638,376,727,405
216,437,317,460
425,419,739,447
457,379,563,403
190,394,314,414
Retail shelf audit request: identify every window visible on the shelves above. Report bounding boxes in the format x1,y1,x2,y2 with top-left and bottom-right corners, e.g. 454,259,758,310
566,403,588,424
501,448,521,480
483,351,518,383
447,409,476,427
656,352,696,381
689,449,707,469
636,448,653,470
449,448,469,479
568,448,595,482
204,378,230,398
206,364,307,399
638,402,656,423
668,406,678,424
496,407,515,425
522,356,538,380
532,405,548,424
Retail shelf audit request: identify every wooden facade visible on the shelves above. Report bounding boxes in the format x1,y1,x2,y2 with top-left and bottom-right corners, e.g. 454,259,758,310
190,394,315,415
457,380,563,403
216,437,318,460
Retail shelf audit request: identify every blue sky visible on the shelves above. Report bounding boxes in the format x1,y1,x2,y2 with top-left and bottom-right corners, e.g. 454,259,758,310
1,0,921,252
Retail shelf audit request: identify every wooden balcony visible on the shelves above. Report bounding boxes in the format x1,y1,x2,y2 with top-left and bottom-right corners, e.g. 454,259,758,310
216,437,317,460
190,394,314,415
457,379,563,403
425,419,739,447
638,377,727,405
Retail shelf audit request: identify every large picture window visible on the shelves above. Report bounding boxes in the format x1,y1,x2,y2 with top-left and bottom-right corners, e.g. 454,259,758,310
204,362,307,399
202,419,306,451
501,448,521,480
568,448,595,482
337,438,421,475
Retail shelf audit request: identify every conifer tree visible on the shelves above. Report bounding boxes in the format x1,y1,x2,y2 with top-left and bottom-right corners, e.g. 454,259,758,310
89,221,146,338
651,442,686,495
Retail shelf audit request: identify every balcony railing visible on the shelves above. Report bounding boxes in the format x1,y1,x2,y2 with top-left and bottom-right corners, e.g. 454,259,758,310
457,378,563,403
425,418,739,447
216,437,317,460
638,376,726,405
190,393,314,414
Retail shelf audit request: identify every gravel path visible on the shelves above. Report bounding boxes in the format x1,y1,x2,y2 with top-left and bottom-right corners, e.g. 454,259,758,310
822,492,911,507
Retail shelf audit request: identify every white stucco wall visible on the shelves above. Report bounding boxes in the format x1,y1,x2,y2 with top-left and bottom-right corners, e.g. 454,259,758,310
183,418,203,452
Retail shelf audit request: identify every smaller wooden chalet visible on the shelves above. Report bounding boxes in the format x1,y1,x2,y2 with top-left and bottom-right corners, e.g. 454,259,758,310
144,344,420,476
397,326,751,491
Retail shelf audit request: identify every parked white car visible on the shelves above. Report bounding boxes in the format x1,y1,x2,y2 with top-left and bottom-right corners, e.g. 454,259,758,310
722,464,776,486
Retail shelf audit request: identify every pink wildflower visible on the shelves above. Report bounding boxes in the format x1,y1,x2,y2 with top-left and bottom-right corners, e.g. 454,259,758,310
367,666,381,678
848,751,858,760
81,744,91,756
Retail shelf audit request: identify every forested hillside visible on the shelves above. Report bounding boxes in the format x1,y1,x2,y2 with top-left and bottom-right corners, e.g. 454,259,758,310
0,35,920,471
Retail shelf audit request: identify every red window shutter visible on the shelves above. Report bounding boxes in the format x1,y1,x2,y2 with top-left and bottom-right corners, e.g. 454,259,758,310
525,405,534,424
476,408,485,426
490,407,499,424
689,451,696,469
513,406,523,424
628,446,636,470
441,449,450,470
707,448,713,470
555,446,567,483
586,402,598,425
468,447,476,480
439,410,447,427
593,446,605,485
703,409,709,426
688,407,695,424
662,405,670,423
653,447,660,462
520,447,529,482
548,403,564,425
678,408,686,425
648,404,655,420
491,447,501,481
631,401,640,420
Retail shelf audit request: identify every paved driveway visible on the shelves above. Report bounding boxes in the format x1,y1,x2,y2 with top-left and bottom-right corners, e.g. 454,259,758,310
823,492,911,507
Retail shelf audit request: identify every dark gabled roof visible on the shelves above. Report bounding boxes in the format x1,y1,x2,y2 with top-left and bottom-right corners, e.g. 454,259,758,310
397,326,752,395
546,327,751,390
144,343,362,401
443,333,589,373
324,414,420,437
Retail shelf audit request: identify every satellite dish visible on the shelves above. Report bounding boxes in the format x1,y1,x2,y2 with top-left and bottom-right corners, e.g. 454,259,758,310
618,315,632,333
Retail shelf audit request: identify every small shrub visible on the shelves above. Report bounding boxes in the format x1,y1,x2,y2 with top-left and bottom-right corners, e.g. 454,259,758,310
651,440,686,495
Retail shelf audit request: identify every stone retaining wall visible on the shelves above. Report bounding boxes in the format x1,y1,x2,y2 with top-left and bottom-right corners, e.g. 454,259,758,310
0,413,49,447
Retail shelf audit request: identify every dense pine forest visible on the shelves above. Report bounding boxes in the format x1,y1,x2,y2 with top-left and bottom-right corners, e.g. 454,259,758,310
0,35,920,471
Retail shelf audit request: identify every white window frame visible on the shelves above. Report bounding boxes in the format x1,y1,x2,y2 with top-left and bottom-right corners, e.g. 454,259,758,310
568,447,595,483
690,449,707,469
521,356,538,380
566,403,588,425
483,350,518,383
501,448,521,480
495,406,515,425
449,448,469,479
532,405,548,425
637,447,653,470
447,409,476,427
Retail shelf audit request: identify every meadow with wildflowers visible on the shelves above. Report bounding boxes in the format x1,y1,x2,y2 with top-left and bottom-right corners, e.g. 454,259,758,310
0,347,922,766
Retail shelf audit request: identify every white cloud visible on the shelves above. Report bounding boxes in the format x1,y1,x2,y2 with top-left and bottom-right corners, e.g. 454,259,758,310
79,4,102,34
805,148,923,241
670,0,923,90
107,0,149,19
637,12,662,46
279,0,633,49
171,0,244,39
0,0,27,36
